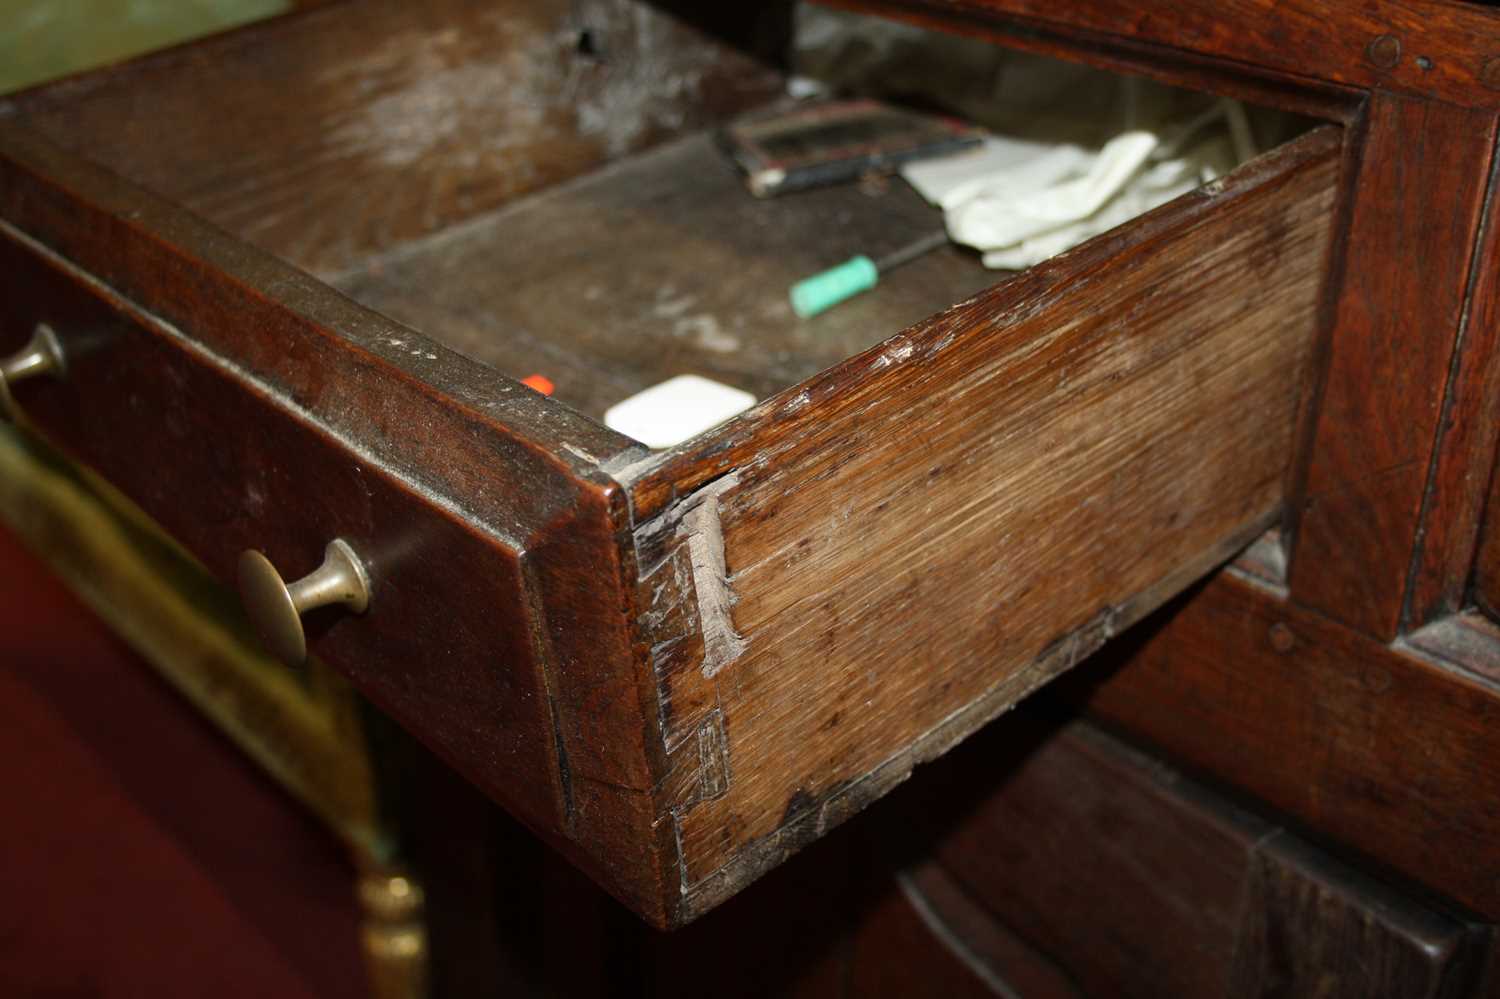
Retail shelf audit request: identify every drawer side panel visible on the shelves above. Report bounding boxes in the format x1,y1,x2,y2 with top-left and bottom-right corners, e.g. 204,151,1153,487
630,128,1342,919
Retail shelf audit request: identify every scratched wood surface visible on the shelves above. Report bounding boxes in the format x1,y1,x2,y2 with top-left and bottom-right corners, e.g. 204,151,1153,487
622,127,1341,918
4,0,786,278
333,133,998,419
8,0,1500,960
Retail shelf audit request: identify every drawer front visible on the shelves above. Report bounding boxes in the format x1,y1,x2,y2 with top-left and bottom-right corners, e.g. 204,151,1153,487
0,125,685,924
0,221,570,833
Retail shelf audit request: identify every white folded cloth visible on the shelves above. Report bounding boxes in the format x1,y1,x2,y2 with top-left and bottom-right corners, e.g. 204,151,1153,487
901,100,1250,269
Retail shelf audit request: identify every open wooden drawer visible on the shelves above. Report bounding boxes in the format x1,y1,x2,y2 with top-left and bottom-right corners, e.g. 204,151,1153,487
0,1,1340,927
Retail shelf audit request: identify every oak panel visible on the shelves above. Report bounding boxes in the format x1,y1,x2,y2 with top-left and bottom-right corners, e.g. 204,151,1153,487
1062,571,1500,918
625,129,1342,919
909,719,1484,999
1288,96,1497,639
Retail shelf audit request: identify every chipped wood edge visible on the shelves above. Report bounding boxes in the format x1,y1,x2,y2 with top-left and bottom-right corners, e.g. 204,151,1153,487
673,510,1276,921
678,476,746,678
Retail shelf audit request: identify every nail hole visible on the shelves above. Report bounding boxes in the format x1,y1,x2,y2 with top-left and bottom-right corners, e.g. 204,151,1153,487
1416,55,1433,70
577,28,602,58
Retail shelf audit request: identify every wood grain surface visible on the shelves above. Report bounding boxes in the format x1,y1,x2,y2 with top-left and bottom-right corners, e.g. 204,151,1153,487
1230,836,1483,998
0,221,568,836
1059,569,1500,919
1477,463,1500,622
4,0,786,277
624,127,1342,919
333,133,999,420
848,0,1500,109
859,862,1083,998
1288,96,1498,640
5,0,1499,950
819,0,1364,125
0,125,684,922
1404,133,1500,629
908,718,1487,999
926,720,1279,999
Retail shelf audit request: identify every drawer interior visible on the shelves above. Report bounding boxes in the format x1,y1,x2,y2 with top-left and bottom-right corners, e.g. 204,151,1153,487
11,0,1325,435
329,130,995,419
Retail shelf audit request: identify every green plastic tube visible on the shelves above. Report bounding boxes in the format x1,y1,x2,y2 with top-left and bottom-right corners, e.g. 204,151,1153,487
790,255,879,318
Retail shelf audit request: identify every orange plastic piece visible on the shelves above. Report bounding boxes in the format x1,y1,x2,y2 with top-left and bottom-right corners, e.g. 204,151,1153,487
521,374,555,396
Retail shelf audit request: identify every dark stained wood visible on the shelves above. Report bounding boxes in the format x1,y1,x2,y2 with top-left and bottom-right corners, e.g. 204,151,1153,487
0,220,564,825
333,132,1000,419
640,830,856,999
374,724,541,999
1057,570,1500,919
0,125,643,506
0,112,660,805
819,0,1364,125
905,717,1484,999
541,785,1085,998
1230,835,1484,998
1287,97,1497,640
1478,459,1500,621
1481,939,1500,999
0,525,367,999
0,9,1360,929
1403,133,1500,630
12,0,1500,949
849,861,1083,998
4,0,786,277
1405,611,1500,691
0,155,678,924
925,719,1275,999
851,0,1500,109
622,129,1341,920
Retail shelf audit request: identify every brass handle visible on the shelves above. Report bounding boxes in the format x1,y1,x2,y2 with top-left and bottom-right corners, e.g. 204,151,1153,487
0,324,66,419
238,539,372,666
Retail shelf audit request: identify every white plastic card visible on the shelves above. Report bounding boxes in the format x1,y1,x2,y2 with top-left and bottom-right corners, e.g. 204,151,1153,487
604,375,757,449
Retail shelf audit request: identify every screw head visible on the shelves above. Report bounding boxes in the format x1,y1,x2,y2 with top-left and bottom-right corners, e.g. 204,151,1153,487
1367,34,1402,70
1269,623,1297,654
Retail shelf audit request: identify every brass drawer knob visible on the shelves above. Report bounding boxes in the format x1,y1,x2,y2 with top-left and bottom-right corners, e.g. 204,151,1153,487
238,539,371,666
0,324,66,419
